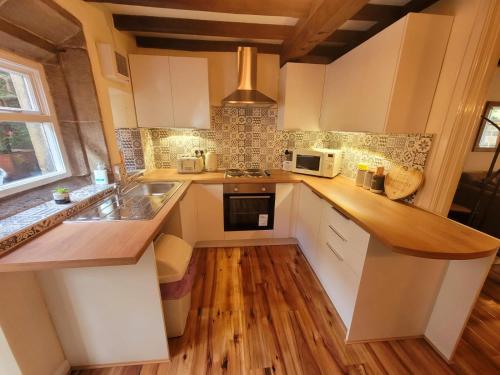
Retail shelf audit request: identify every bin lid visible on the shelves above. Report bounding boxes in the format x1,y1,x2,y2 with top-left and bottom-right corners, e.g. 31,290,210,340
154,234,193,283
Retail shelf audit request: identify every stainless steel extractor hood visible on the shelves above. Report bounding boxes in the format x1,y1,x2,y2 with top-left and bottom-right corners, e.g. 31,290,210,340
222,46,276,106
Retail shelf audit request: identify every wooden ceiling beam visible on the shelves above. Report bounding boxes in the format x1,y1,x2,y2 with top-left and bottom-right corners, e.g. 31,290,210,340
86,0,311,18
113,14,292,40
135,36,282,54
280,0,369,65
0,17,58,54
351,4,403,23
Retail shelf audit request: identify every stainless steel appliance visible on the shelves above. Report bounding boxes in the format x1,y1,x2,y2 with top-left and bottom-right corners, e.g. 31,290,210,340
292,148,342,178
221,47,276,107
66,181,182,221
176,155,204,174
224,168,271,178
223,183,275,231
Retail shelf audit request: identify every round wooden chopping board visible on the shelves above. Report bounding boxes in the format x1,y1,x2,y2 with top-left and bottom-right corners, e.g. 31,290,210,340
384,166,424,200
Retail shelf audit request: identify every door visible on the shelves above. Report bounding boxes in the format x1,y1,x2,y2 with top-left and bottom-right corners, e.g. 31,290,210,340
294,184,323,272
169,56,210,129
128,55,174,128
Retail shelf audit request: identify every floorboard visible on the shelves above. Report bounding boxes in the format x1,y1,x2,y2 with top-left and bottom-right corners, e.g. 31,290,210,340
71,245,499,375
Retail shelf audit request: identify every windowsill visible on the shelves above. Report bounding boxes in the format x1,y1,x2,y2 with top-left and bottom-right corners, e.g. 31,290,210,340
0,183,114,256
0,170,71,199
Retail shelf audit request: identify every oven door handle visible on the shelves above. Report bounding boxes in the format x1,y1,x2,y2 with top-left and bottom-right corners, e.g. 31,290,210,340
228,195,271,199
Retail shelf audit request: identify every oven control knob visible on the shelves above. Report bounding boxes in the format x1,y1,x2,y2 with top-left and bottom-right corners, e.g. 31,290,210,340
233,187,239,192
261,187,267,192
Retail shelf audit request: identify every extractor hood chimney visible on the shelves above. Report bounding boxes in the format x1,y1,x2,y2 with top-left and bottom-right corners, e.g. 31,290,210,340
222,46,276,106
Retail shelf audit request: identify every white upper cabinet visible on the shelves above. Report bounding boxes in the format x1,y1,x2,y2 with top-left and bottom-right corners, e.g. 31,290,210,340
320,13,453,133
129,55,174,128
129,55,210,129
169,56,210,129
278,63,325,130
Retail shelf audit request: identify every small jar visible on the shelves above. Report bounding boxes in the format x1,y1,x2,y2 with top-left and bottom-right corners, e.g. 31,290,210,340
355,163,368,186
363,169,375,189
370,166,385,194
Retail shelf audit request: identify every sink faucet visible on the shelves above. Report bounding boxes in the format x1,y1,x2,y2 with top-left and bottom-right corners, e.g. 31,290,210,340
112,164,144,195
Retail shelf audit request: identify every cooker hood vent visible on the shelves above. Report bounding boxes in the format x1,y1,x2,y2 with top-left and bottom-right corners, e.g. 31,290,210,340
222,46,276,107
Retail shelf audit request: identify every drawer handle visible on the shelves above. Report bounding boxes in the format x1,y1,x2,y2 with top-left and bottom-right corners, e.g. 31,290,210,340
326,242,343,261
328,224,347,242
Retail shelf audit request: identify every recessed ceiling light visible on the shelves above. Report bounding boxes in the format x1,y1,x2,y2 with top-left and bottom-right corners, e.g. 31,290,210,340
368,0,411,6
338,20,377,31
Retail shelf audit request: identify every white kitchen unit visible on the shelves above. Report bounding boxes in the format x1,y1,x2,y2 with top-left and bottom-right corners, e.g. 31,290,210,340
193,184,224,241
178,185,198,247
295,187,447,341
294,184,324,272
169,56,210,129
36,244,169,367
320,13,453,133
129,55,174,128
178,183,297,244
278,63,325,130
129,55,210,129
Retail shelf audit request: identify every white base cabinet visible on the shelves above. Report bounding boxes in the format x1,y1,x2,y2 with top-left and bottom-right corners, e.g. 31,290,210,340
294,184,323,272
294,185,446,342
193,184,224,242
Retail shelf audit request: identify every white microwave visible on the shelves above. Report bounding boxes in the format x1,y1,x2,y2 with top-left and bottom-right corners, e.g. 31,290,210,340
292,148,342,178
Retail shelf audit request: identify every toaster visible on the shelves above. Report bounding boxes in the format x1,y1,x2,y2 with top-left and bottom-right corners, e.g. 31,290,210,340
176,155,204,174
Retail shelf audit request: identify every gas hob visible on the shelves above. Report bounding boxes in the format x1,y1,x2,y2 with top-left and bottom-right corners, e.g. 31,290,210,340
224,168,271,178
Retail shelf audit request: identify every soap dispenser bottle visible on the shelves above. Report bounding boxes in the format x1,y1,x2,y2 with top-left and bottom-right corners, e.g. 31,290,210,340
94,161,109,185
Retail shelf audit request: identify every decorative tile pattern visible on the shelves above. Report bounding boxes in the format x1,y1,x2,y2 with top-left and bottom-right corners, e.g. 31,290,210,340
115,106,434,181
0,184,113,255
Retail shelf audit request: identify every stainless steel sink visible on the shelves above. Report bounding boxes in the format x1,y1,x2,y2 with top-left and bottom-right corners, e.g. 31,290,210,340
128,182,180,197
66,181,183,221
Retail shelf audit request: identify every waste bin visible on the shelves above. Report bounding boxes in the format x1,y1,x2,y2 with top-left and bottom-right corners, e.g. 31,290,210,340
154,234,196,338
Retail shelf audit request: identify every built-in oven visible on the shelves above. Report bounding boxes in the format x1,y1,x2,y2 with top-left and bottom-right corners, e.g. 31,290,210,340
223,184,275,231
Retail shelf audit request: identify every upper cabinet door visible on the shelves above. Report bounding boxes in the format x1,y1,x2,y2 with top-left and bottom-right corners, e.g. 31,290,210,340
320,13,452,133
129,55,174,128
278,63,325,131
169,56,210,129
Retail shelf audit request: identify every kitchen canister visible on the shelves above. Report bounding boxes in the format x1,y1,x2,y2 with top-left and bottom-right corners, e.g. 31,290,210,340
205,152,217,172
370,166,385,194
363,168,375,189
355,163,368,186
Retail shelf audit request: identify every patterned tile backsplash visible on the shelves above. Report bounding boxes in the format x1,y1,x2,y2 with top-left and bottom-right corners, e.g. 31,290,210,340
116,106,434,179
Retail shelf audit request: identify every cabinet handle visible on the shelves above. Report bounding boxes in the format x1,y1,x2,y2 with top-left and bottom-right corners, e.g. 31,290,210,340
326,242,343,261
328,224,347,242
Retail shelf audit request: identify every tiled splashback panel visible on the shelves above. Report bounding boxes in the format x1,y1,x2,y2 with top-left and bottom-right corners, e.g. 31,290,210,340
116,106,433,178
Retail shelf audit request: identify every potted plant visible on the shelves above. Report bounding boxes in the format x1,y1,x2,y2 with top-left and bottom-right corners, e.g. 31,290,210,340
53,187,70,204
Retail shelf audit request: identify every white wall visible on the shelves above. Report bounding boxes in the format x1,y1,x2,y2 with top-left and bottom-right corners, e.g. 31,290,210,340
463,67,500,172
0,272,67,375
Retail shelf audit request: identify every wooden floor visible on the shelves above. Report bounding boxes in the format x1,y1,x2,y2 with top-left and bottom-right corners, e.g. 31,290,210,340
452,264,500,374
72,246,499,375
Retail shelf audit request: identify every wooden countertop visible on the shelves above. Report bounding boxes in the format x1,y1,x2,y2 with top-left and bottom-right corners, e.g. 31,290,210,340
0,169,498,272
0,180,192,272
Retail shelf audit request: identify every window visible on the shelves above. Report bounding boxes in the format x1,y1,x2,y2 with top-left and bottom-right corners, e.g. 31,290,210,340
0,51,68,197
473,101,500,152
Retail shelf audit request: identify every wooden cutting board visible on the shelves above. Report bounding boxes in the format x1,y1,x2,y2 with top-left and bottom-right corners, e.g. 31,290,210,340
384,166,424,200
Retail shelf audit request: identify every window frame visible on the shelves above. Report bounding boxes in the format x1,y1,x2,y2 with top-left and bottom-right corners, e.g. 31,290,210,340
472,101,500,152
0,50,70,198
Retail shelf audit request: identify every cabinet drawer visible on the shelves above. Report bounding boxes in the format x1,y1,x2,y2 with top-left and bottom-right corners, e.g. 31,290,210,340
321,201,370,276
317,240,359,328
323,227,365,276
